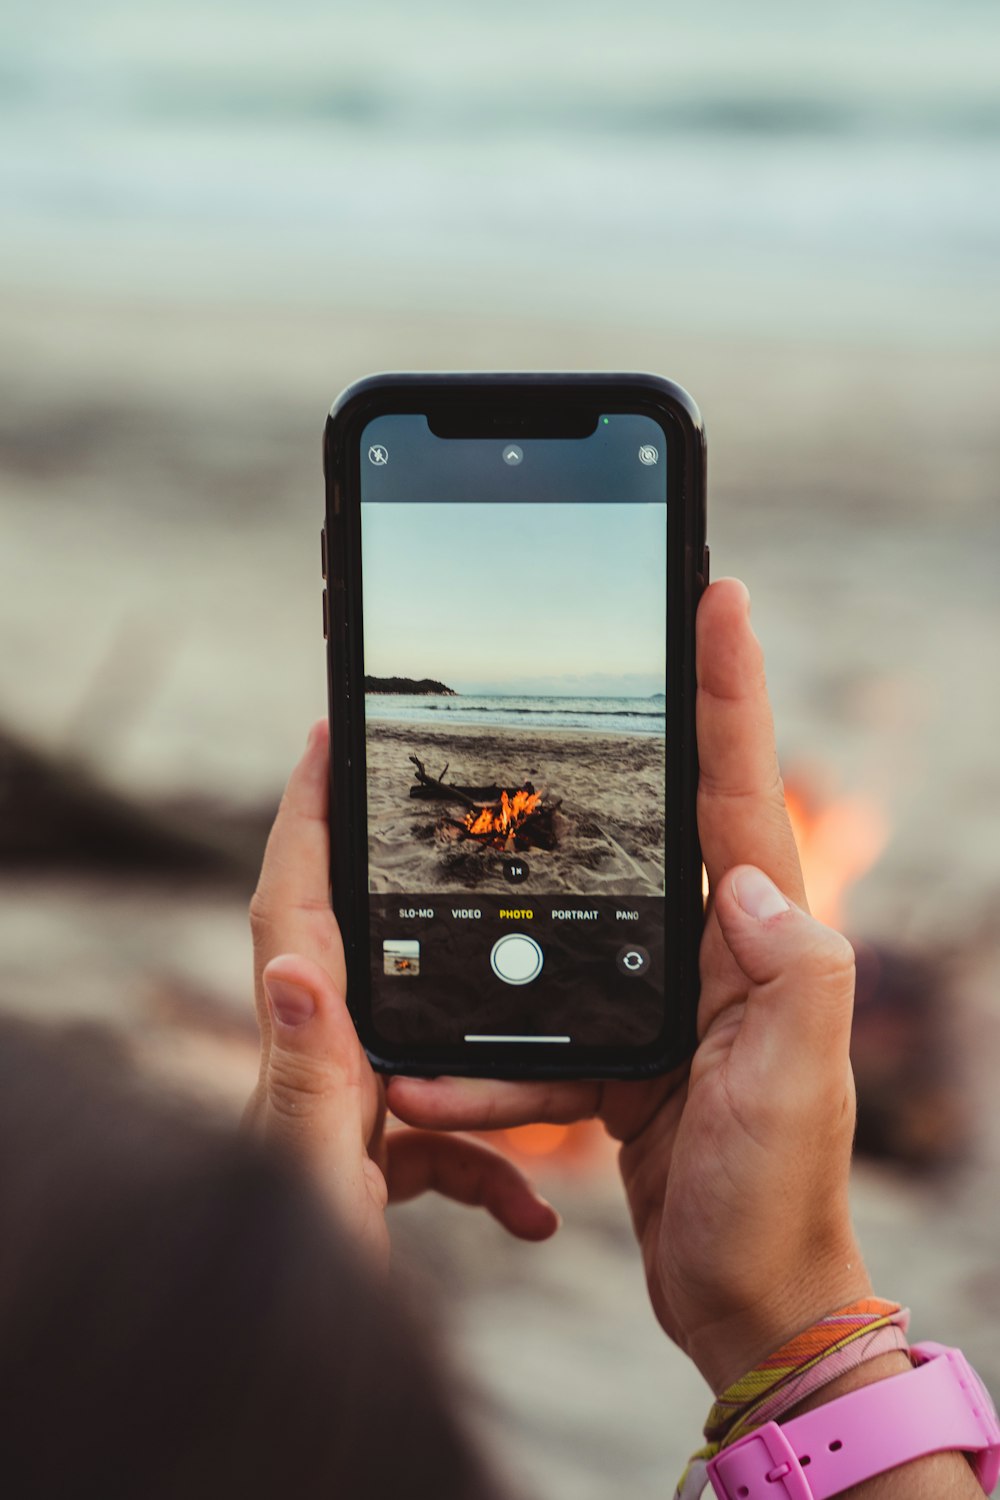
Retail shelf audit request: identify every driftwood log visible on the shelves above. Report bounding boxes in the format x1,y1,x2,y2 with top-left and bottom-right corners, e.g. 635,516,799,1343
408,754,513,809
0,724,267,884
407,754,560,852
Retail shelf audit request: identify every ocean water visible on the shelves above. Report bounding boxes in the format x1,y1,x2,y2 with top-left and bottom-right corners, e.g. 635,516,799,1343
365,692,666,735
1,0,998,341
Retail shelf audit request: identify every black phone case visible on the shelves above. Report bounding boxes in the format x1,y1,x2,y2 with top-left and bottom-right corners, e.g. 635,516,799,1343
323,372,707,1079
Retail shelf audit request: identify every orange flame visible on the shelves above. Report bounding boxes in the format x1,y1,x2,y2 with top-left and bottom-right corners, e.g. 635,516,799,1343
465,787,542,842
784,775,890,931
503,1124,571,1156
496,1119,613,1171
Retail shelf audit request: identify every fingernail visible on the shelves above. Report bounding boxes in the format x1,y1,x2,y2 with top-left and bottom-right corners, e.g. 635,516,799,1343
733,867,789,922
719,576,751,615
265,975,316,1027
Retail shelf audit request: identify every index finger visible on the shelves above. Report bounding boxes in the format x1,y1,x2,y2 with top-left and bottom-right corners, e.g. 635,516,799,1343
386,1075,602,1133
696,579,806,906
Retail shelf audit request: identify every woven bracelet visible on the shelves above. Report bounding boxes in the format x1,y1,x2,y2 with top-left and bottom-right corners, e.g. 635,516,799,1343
675,1298,911,1499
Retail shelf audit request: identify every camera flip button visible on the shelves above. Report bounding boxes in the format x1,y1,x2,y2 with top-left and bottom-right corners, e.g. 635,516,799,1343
616,944,651,977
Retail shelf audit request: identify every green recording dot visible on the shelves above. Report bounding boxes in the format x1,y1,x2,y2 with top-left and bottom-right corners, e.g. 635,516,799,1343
602,416,609,425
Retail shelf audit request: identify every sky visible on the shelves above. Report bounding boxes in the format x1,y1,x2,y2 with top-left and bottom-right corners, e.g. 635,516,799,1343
360,502,666,695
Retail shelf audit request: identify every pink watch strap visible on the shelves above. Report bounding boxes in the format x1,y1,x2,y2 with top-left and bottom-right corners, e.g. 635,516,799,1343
706,1343,1000,1499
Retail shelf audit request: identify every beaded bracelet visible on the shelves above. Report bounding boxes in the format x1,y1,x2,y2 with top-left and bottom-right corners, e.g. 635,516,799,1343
675,1298,911,1499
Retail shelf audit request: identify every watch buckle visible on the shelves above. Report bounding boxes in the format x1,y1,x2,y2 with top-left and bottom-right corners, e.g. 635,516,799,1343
707,1422,813,1499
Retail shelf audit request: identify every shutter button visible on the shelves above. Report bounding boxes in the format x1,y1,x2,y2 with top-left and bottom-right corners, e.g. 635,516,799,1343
490,934,544,986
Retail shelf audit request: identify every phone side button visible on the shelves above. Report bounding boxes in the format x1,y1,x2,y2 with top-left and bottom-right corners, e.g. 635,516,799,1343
702,543,710,583
695,542,710,596
321,588,329,640
320,526,328,579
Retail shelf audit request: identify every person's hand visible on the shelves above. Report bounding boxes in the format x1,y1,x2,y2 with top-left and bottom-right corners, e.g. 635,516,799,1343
388,578,872,1390
243,723,560,1269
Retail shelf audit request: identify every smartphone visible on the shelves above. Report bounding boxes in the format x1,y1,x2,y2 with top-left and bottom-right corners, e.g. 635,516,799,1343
322,373,707,1079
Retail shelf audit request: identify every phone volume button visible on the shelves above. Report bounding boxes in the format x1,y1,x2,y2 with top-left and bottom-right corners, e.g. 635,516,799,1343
321,588,329,640
697,543,710,594
320,526,328,579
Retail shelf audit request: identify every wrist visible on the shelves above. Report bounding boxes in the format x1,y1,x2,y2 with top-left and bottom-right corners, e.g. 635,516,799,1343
785,1348,913,1415
704,1345,998,1499
690,1261,875,1395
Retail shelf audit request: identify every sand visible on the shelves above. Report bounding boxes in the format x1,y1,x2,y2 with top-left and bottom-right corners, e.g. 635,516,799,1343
365,719,665,897
1,288,999,1500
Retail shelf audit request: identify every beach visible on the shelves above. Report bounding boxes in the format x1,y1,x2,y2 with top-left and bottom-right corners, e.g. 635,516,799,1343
366,718,665,897
2,4,999,1487
1,295,999,1500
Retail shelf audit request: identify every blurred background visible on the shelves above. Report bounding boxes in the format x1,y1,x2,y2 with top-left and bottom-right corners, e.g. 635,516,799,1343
1,1,998,1494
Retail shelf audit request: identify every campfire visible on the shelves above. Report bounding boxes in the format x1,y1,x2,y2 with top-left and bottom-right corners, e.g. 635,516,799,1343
783,768,966,1171
465,787,542,843
783,771,889,930
408,755,559,853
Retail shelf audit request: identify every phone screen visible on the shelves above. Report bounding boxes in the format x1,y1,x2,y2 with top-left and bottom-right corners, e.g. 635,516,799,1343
357,413,669,1054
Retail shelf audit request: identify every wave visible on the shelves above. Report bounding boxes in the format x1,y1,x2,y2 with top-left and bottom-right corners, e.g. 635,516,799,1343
424,704,665,720
366,693,667,735
4,69,999,142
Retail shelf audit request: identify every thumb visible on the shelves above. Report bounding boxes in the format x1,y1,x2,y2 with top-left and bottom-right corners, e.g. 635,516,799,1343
712,865,857,1068
260,955,380,1172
